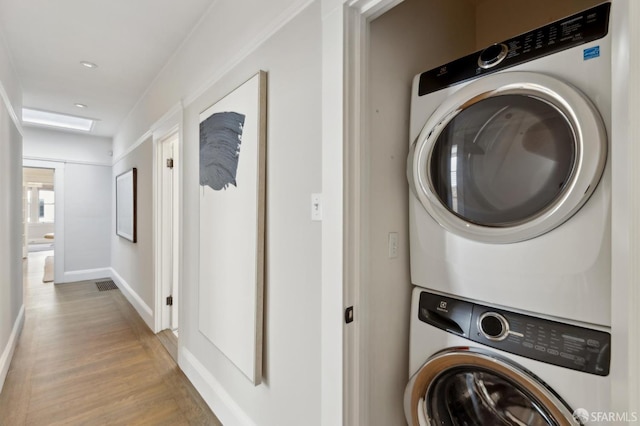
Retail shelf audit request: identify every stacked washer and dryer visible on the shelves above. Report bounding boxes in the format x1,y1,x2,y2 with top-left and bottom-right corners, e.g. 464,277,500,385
404,3,612,425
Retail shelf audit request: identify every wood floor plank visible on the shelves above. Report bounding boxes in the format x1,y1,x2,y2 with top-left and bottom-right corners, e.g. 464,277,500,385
0,252,221,425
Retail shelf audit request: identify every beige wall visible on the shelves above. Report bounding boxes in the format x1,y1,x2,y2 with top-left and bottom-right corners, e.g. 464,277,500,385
366,0,475,423
476,0,604,48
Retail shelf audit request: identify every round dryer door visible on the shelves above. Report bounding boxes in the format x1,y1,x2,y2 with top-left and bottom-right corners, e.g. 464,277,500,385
407,72,607,243
404,347,579,426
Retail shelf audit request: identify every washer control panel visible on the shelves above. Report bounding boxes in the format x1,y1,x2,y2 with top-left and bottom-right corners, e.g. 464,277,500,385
418,291,611,376
417,2,610,96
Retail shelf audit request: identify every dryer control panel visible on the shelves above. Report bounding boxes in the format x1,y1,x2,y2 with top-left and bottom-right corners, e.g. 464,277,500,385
417,2,611,96
418,291,611,376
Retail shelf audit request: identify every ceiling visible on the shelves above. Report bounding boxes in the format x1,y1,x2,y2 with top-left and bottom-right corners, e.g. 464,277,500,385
0,0,215,137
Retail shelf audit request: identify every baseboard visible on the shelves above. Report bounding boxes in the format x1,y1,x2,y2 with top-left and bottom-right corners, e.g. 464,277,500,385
61,267,111,283
0,304,25,393
180,347,256,426
109,268,154,330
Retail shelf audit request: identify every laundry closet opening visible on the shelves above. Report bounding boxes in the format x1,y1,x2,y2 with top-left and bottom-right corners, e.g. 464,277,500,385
355,0,605,424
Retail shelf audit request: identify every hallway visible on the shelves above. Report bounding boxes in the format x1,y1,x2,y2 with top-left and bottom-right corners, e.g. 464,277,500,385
0,251,221,425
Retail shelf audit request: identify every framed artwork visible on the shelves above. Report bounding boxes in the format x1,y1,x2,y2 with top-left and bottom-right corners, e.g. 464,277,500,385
198,71,266,385
116,168,137,243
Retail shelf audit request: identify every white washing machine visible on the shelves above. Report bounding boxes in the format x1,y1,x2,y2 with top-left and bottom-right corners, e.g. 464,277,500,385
407,3,612,326
404,287,611,425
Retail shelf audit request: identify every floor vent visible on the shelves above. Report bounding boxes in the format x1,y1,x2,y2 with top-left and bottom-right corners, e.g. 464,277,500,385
96,280,118,292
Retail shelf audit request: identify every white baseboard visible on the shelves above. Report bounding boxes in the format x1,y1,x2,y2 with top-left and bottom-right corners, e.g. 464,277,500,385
180,347,256,426
0,304,25,393
109,268,154,330
61,267,111,283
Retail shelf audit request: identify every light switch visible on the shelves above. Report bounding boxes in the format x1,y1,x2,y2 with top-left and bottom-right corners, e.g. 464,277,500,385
388,232,399,258
311,193,322,221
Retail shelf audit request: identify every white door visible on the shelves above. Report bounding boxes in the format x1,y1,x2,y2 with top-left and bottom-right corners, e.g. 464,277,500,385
408,72,607,243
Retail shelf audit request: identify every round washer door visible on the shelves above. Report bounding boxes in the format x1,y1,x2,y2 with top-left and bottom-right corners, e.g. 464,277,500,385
404,347,579,426
407,72,607,243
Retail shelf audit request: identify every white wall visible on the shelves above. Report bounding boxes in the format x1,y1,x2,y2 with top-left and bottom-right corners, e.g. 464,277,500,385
364,0,475,423
22,127,112,165
64,163,111,273
181,4,322,424
22,128,112,282
111,139,154,326
111,1,323,424
112,0,314,158
0,31,20,114
0,32,23,392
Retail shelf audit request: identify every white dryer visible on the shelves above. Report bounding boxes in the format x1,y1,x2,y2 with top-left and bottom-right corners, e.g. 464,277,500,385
407,3,612,326
404,287,611,425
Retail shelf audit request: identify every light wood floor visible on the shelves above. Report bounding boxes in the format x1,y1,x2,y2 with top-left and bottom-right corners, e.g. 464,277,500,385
0,251,222,425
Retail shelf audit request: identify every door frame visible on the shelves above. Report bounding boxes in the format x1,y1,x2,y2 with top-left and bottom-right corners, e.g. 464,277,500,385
158,131,179,332
610,0,640,415
152,104,183,335
335,1,404,425
22,159,65,284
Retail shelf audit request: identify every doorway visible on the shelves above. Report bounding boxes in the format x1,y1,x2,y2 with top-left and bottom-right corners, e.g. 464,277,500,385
23,167,56,283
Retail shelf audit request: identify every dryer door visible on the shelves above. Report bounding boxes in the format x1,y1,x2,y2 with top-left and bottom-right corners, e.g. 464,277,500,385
404,347,579,426
407,72,607,243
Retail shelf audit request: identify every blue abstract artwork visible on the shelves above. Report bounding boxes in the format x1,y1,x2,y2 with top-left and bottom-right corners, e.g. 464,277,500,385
199,111,246,191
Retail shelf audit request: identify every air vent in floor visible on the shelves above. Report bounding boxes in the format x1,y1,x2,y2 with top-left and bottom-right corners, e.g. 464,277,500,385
96,280,118,291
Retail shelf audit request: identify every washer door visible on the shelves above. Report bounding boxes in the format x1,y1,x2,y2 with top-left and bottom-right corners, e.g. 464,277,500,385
407,72,607,243
404,347,579,426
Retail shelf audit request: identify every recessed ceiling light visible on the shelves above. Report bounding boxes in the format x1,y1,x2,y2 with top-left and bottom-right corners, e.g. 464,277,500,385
74,103,87,108
22,108,96,132
80,61,98,69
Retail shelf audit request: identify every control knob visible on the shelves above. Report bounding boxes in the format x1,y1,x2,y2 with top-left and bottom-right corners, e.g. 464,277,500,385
479,312,510,341
477,43,509,69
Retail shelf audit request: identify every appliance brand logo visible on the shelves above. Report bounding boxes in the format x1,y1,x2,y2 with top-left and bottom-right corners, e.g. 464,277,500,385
437,301,448,312
437,66,447,77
